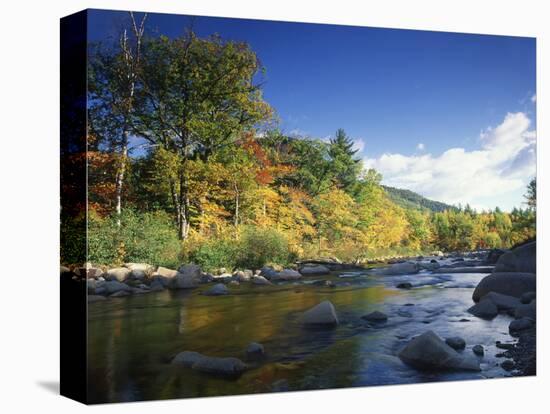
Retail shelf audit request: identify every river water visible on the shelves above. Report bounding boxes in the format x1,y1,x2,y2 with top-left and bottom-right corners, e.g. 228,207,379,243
87,262,516,403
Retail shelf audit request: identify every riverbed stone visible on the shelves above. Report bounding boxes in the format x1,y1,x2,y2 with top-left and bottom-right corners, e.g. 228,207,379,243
520,291,536,304
125,263,154,280
299,264,331,276
272,269,302,281
234,270,252,282
260,266,279,280
472,345,484,356
445,336,466,350
251,275,272,285
155,266,179,279
302,300,339,327
203,283,229,296
398,331,481,372
468,299,498,319
433,266,494,274
178,264,202,279
396,282,413,289
486,249,507,265
514,301,536,320
509,317,534,335
362,311,388,322
191,356,247,377
245,342,265,360
105,267,132,282
484,292,521,311
172,351,205,367
494,241,536,274
149,280,164,292
472,272,536,302
103,280,132,294
171,272,199,289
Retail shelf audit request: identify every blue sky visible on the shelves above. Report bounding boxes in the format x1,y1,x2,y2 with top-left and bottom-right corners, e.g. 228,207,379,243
88,9,537,211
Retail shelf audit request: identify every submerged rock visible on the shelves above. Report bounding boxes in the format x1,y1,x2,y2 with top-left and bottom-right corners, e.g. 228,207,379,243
110,290,131,298
396,282,413,289
398,331,480,372
468,299,498,319
203,283,229,296
472,272,536,302
380,262,419,275
171,272,199,289
362,311,388,322
103,280,132,294
302,300,339,327
245,342,265,360
172,351,247,377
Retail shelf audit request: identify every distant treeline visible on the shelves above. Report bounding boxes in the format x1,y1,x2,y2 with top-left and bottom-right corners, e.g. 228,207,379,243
59,14,537,270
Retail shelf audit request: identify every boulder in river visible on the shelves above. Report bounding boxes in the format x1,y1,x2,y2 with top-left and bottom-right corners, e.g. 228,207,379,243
203,283,229,296
472,272,536,302
234,270,252,282
486,248,507,265
171,272,199,289
155,266,179,279
105,267,131,282
398,331,480,372
259,266,279,280
362,311,388,322
520,291,536,304
396,282,413,289
251,275,272,285
299,264,331,276
124,263,154,280
509,317,534,335
103,280,132,294
468,299,498,319
484,292,521,311
432,266,494,274
178,264,202,279
514,300,536,320
110,290,131,297
172,351,204,367
302,300,339,327
445,336,466,350
494,241,536,273
272,269,302,281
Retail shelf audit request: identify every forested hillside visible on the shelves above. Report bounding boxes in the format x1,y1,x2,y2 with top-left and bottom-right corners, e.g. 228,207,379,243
382,186,455,212
60,18,537,270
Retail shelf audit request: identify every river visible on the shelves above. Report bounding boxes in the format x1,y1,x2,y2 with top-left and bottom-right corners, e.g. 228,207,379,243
87,260,515,403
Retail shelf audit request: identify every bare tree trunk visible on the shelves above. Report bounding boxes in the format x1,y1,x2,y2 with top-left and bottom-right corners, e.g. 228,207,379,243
115,131,129,226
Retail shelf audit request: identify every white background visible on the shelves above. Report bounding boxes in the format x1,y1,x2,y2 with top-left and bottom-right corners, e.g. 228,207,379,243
0,0,547,412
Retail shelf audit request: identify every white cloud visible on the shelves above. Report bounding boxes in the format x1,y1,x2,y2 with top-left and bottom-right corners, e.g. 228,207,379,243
364,112,536,210
531,94,536,103
417,143,425,151
353,138,366,153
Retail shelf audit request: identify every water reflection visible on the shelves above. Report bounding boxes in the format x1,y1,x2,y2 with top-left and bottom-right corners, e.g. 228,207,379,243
87,271,513,403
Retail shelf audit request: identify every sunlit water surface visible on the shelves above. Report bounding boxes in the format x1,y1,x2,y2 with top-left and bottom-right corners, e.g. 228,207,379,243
87,265,515,403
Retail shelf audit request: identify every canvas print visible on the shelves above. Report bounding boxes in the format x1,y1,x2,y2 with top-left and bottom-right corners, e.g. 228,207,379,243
60,9,537,404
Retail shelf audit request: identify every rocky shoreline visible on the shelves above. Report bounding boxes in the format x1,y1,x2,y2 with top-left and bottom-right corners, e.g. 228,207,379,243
64,241,536,379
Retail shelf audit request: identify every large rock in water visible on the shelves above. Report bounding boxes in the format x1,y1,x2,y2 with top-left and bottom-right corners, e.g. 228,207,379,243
494,241,536,273
171,351,246,377
514,300,536,320
468,298,498,319
170,264,202,289
483,292,521,311
124,263,154,280
271,269,302,281
155,266,179,279
302,301,339,327
251,275,272,285
398,331,480,371
103,281,132,294
472,272,536,302
105,267,132,282
299,264,331,276
202,283,229,296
